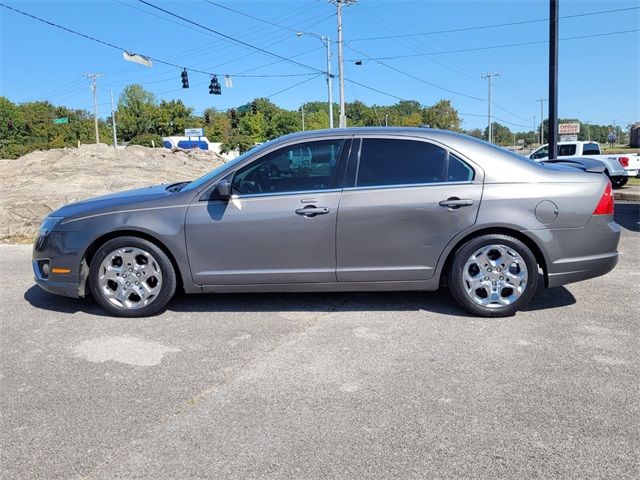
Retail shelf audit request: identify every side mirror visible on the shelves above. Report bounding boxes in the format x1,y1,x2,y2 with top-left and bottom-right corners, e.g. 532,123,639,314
215,180,232,200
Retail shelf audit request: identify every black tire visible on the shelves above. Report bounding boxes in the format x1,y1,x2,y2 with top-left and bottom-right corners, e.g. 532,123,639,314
89,236,176,317
611,176,628,189
448,234,538,317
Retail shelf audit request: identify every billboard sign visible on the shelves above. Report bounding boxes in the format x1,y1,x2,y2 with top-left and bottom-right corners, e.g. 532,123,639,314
559,123,580,134
560,134,578,142
184,128,204,137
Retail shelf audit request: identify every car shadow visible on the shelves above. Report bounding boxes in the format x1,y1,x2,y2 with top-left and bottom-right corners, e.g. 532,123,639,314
614,202,639,232
25,280,576,318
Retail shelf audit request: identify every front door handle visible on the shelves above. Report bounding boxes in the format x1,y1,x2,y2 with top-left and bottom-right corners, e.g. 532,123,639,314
295,206,330,217
439,197,474,209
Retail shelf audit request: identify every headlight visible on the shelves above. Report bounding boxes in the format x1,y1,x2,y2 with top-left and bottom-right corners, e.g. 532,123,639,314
38,216,64,237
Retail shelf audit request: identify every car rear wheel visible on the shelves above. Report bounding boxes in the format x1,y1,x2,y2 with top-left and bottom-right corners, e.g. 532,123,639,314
448,234,538,317
611,177,628,189
89,236,176,317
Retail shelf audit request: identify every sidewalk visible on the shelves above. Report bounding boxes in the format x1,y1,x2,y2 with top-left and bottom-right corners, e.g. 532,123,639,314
614,184,640,202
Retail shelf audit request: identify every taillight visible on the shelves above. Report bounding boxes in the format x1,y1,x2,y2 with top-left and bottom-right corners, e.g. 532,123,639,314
618,156,629,167
593,181,614,215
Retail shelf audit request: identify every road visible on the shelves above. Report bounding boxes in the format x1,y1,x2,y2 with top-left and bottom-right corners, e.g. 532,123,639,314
1,203,638,479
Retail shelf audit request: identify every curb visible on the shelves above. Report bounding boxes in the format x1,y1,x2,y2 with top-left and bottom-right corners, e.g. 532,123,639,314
614,185,640,202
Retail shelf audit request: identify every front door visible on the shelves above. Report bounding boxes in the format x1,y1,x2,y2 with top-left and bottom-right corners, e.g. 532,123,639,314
337,137,483,282
185,138,351,286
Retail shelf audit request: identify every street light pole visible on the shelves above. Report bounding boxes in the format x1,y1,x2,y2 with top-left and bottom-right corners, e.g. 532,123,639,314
297,32,334,129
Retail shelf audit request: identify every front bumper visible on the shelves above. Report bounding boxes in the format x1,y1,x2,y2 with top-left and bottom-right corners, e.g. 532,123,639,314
32,230,84,298
33,267,81,298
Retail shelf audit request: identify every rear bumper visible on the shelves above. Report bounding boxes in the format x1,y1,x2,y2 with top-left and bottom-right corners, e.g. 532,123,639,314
525,215,621,288
546,251,618,288
623,169,638,177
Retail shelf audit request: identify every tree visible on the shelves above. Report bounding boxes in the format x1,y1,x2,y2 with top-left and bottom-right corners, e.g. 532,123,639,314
422,100,461,131
116,85,157,141
154,99,193,136
466,128,484,139
484,122,513,146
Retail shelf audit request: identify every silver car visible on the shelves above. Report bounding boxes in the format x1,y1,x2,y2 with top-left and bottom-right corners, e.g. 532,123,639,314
33,128,620,317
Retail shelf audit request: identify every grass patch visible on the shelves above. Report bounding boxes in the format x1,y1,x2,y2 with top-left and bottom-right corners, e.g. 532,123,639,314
627,177,640,186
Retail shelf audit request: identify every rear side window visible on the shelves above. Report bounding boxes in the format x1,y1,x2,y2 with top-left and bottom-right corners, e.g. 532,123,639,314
558,144,576,156
582,143,600,155
356,139,473,187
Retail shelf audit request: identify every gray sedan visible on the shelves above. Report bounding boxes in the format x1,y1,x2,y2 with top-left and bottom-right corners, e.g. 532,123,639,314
32,128,620,317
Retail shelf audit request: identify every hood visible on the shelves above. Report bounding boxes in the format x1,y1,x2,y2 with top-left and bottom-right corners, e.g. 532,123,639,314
51,183,176,220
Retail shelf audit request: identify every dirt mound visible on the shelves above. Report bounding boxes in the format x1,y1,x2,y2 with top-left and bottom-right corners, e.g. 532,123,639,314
0,144,224,242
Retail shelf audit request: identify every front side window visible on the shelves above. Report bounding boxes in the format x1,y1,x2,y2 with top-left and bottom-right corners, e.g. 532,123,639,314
356,138,472,187
558,144,576,156
530,146,549,160
232,139,345,195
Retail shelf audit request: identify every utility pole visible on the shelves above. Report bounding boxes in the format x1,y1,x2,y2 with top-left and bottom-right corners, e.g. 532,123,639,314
548,0,559,159
585,120,591,140
301,106,305,131
385,114,388,127
110,90,118,149
613,119,619,144
330,0,356,128
481,71,500,143
86,73,103,144
537,98,547,144
296,32,334,128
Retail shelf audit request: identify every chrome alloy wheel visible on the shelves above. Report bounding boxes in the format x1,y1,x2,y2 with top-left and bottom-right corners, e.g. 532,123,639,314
462,244,528,309
97,247,163,310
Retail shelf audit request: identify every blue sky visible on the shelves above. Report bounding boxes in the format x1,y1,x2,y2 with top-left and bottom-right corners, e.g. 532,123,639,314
1,0,638,131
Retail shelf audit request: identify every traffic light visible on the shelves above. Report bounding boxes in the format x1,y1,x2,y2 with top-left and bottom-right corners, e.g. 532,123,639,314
251,101,257,114
204,112,210,124
208,75,221,95
181,68,189,89
230,108,236,120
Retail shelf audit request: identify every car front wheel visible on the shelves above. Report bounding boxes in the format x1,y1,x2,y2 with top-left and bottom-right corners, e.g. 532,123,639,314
89,236,176,317
448,234,538,317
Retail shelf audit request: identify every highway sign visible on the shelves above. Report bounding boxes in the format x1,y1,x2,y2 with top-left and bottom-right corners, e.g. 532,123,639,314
184,128,204,137
559,123,580,134
53,118,69,124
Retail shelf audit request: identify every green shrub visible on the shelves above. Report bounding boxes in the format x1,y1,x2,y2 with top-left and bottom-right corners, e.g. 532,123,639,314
128,133,163,148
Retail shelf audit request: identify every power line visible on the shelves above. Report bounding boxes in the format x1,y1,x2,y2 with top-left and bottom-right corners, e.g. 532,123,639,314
349,6,640,42
345,44,484,101
136,0,325,74
346,29,640,61
0,2,319,79
201,0,303,33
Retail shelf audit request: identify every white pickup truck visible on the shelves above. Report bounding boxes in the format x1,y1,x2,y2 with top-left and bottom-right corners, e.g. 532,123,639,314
529,141,639,188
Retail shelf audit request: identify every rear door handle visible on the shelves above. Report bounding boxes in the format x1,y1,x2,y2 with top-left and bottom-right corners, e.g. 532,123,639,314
295,206,330,217
439,197,474,209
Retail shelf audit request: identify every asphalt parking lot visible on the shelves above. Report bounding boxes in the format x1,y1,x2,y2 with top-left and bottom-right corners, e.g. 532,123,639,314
1,202,638,479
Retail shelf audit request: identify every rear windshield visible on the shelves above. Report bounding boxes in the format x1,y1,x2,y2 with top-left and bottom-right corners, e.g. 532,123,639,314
582,143,600,155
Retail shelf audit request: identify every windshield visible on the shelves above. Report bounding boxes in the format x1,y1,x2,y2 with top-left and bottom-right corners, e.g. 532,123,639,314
182,139,279,191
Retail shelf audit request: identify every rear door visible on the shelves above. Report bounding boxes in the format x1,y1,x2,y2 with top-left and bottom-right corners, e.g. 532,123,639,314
336,136,483,282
